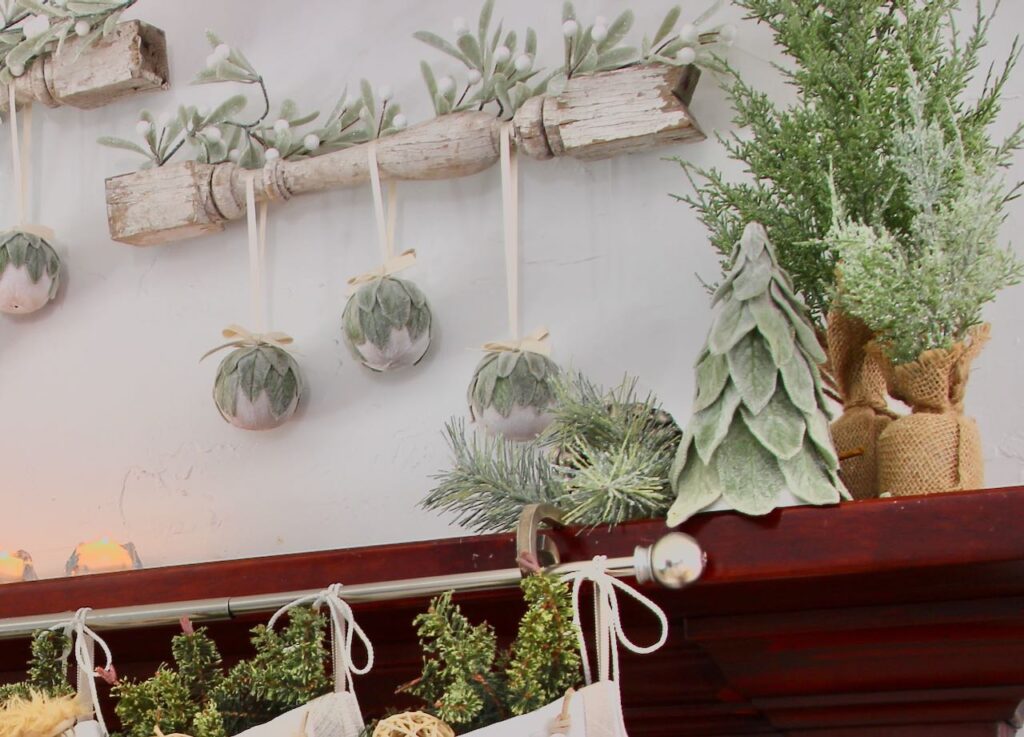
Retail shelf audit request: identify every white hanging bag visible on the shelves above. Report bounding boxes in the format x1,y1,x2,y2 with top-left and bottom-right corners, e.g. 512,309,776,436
232,584,374,737
461,556,669,737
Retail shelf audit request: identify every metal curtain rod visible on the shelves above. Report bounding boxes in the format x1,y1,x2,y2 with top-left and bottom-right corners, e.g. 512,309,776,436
0,532,705,641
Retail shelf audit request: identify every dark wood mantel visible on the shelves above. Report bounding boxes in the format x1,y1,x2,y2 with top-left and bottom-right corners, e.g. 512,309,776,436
2,488,1023,736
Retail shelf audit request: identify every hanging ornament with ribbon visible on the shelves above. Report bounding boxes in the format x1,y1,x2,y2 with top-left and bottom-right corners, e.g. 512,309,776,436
342,139,432,372
0,87,61,315
203,176,302,431
467,124,559,442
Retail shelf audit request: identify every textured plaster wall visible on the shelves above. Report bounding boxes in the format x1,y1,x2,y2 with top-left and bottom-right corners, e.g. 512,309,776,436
0,0,1021,577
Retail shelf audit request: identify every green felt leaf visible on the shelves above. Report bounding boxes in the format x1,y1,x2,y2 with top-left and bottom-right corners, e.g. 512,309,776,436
692,381,741,464
262,345,294,376
598,10,634,53
652,6,681,46
491,378,514,416
731,252,772,301
746,292,795,365
778,352,817,414
727,332,778,414
237,350,258,402
360,304,393,349
693,351,729,413
414,30,471,66
708,296,756,354
803,409,839,470
778,441,841,505
214,366,239,417
25,243,43,282
524,351,549,380
403,278,428,308
355,278,380,312
97,136,150,158
770,282,826,364
496,351,520,378
667,445,721,527
378,277,412,328
408,303,432,341
717,419,788,516
342,300,364,345
509,360,538,407
740,392,805,460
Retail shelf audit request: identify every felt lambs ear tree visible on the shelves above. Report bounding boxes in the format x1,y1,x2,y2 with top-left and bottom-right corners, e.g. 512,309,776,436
467,124,559,441
668,222,849,525
341,82,433,373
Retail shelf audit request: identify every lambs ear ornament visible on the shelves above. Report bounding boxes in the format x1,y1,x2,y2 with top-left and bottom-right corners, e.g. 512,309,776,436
343,273,432,372
467,347,559,442
668,223,849,526
0,230,60,314
213,343,302,432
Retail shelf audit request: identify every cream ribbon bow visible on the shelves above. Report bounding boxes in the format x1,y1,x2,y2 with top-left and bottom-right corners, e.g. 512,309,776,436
561,556,669,685
201,324,294,361
346,248,417,291
7,84,54,241
482,327,551,357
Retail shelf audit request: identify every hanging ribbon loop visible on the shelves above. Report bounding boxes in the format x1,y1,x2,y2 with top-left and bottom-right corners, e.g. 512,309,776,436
200,324,294,362
7,83,52,240
561,556,669,685
349,141,407,290
53,608,116,737
267,584,375,702
482,327,551,356
499,122,520,341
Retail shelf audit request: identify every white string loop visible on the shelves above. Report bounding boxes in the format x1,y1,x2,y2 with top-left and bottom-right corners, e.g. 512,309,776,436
499,123,519,341
561,556,669,685
53,607,115,736
267,584,375,706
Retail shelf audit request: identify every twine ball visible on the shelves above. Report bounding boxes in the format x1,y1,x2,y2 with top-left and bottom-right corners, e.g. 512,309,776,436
372,712,454,737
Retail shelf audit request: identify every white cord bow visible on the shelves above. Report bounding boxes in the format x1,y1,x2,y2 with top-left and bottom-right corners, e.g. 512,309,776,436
267,584,374,706
562,556,669,685
55,608,115,736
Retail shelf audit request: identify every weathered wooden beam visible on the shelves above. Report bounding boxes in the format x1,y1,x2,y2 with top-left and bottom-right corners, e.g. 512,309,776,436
0,20,168,113
106,64,704,247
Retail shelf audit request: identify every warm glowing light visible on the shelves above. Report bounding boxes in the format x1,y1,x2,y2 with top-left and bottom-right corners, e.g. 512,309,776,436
0,549,37,583
65,538,143,576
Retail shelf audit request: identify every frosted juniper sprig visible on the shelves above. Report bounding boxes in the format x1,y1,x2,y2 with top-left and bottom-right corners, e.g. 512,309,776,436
416,0,548,118
0,0,137,83
829,82,1023,364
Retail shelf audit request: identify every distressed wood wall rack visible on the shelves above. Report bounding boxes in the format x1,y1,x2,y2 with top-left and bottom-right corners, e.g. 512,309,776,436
105,63,704,246
1,487,1022,736
0,20,168,113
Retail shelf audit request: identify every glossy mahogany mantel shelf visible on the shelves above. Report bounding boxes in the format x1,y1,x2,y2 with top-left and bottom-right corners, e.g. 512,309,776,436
2,487,1024,737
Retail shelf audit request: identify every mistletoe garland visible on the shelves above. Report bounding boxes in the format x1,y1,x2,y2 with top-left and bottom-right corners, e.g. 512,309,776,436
0,0,137,84
99,31,406,169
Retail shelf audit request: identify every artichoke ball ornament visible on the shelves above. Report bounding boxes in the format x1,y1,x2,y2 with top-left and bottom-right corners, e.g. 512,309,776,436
1,89,60,315
204,177,302,431
342,142,433,372
469,124,560,441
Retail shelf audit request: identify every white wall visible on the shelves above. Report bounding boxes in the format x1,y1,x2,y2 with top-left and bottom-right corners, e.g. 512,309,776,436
1,0,1021,578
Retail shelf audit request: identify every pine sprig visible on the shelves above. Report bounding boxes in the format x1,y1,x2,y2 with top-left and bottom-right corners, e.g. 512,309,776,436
0,631,72,704
424,418,563,533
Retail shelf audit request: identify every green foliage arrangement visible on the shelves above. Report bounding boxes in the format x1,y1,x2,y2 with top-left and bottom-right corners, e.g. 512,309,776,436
669,223,847,525
400,573,580,732
0,631,72,704
426,371,681,532
0,0,136,83
416,0,547,118
828,84,1022,364
678,0,1022,327
113,607,331,737
99,32,406,169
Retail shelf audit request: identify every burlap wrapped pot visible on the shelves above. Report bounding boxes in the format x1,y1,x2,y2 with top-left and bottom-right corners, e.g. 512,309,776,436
826,310,894,499
875,324,990,496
